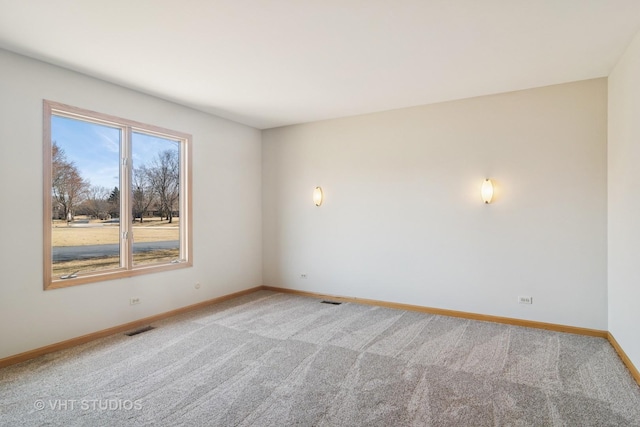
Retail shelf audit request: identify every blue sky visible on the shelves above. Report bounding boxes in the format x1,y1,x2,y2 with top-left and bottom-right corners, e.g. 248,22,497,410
51,115,178,190
131,131,179,172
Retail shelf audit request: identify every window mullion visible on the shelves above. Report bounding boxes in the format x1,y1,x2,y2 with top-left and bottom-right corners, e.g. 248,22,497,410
121,126,133,269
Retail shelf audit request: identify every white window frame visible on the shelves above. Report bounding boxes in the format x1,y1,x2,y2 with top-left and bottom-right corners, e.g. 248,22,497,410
43,100,192,289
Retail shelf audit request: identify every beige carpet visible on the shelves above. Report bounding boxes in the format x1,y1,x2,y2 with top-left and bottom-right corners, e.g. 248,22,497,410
1,290,639,426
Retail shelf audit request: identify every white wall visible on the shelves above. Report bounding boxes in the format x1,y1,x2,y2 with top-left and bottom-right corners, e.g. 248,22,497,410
0,49,262,359
608,31,640,372
263,79,608,329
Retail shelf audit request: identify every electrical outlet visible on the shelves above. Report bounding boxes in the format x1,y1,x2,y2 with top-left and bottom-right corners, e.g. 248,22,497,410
518,296,533,304
300,273,307,279
130,297,141,305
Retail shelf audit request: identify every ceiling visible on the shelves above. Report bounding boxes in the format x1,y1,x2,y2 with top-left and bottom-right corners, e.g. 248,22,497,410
1,1,640,129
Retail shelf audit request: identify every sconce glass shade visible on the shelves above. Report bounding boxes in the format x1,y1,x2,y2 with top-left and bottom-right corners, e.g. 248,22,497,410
313,186,323,206
481,179,494,204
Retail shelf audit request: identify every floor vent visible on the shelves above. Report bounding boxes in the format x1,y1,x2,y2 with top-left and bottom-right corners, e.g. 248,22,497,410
125,326,155,336
321,300,342,305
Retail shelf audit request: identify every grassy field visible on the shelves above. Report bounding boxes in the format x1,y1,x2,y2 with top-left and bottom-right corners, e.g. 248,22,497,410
51,217,180,277
52,217,179,246
52,249,179,277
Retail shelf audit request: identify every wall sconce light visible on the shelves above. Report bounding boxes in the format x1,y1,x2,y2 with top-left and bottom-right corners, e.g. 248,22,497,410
313,186,324,206
481,179,494,204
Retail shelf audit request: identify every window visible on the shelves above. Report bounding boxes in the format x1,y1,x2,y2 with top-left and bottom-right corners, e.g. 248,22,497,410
43,100,192,289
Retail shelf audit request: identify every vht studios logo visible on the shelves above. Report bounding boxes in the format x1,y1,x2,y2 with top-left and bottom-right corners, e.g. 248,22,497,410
34,399,143,411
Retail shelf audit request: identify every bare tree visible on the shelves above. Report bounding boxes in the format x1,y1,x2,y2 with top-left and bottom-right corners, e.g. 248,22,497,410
51,142,89,222
132,167,155,223
79,185,110,219
141,149,179,223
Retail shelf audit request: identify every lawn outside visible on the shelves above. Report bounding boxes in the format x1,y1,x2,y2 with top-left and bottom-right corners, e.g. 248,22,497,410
51,216,180,277
52,217,179,246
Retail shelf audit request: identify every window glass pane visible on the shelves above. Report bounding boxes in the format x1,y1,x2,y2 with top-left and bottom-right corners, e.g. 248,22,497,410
131,131,180,266
50,115,121,278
